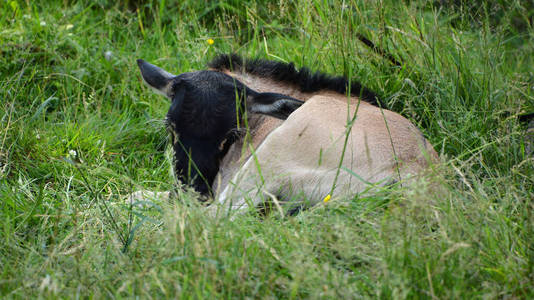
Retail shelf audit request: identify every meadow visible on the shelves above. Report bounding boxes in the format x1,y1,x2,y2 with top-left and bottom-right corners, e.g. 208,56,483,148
1,0,533,298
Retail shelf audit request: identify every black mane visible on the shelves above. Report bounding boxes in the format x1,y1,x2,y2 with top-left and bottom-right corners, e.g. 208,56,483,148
208,54,383,107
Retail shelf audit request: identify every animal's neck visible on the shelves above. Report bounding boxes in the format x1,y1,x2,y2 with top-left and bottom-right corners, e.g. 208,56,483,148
220,69,363,106
221,70,317,101
213,112,284,196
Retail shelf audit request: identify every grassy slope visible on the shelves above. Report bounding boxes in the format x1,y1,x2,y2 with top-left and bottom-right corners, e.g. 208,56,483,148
1,0,533,298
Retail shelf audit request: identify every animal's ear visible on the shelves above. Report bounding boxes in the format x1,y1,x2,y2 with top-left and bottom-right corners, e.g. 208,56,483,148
248,92,304,120
137,59,176,98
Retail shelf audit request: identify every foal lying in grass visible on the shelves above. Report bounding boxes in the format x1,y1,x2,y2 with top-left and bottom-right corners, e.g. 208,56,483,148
133,54,438,216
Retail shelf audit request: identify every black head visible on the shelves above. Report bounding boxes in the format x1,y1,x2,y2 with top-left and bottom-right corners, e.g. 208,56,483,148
137,59,303,197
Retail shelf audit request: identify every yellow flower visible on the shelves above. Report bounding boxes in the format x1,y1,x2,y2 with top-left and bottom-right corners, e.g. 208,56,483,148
323,194,331,203
207,38,214,45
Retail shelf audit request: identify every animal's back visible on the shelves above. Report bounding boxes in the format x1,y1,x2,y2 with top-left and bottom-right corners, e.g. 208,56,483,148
218,94,438,209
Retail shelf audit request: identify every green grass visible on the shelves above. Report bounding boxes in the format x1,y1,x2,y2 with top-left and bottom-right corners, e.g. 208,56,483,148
1,0,533,298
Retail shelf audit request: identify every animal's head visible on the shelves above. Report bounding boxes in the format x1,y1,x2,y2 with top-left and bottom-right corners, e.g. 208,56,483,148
137,59,303,196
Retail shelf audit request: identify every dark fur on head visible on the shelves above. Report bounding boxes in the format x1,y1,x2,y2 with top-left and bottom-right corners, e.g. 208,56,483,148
158,69,302,197
165,70,250,197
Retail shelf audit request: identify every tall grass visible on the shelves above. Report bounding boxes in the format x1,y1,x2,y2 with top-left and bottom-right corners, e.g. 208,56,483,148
1,0,533,298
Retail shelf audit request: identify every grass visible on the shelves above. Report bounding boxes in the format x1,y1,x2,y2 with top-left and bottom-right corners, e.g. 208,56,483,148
1,0,533,298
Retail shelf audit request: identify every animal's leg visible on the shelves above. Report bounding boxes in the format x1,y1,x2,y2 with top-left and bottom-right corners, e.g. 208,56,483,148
215,145,286,216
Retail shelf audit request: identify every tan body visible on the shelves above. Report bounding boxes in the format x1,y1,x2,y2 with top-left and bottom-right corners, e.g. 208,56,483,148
213,71,438,213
